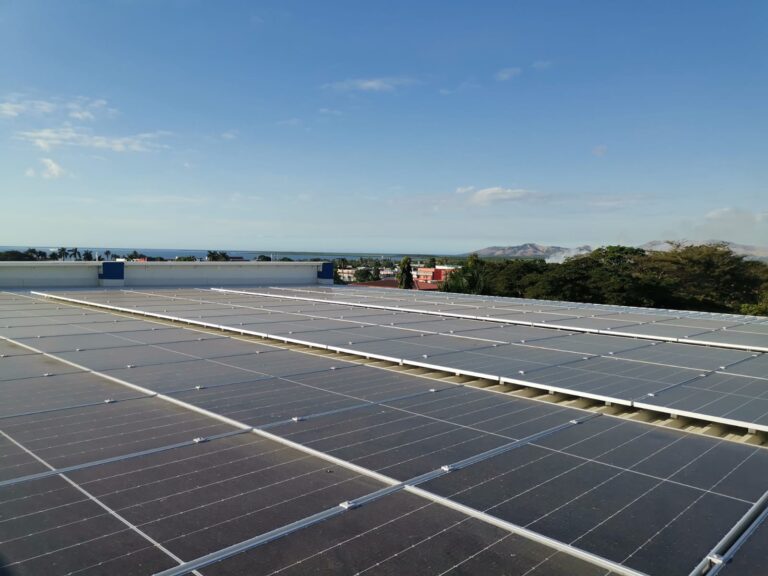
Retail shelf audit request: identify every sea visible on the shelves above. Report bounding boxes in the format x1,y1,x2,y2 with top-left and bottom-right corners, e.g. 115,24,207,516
0,246,437,261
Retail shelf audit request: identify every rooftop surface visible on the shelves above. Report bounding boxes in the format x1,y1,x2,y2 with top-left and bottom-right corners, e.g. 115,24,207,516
1,286,767,576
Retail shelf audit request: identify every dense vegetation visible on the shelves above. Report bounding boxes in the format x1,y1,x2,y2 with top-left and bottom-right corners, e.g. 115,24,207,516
440,243,768,316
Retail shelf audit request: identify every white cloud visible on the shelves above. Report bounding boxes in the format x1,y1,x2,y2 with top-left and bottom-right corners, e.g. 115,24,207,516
220,129,238,140
457,186,540,206
592,144,608,157
318,108,342,116
495,67,522,81
24,158,66,179
1,102,25,117
531,60,553,70
323,77,414,92
0,98,56,117
66,98,110,121
40,158,65,179
1,96,112,120
15,126,169,152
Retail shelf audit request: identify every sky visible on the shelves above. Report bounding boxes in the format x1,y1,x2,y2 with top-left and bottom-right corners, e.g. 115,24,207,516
1,0,766,254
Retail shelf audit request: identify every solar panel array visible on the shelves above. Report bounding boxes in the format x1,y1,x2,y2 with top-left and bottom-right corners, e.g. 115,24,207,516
1,287,767,576
34,287,768,433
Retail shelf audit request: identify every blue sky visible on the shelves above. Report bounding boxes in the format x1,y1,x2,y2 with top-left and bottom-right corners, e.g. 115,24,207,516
1,0,766,253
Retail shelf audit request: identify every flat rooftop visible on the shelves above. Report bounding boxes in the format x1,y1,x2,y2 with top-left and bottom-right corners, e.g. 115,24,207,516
1,285,767,575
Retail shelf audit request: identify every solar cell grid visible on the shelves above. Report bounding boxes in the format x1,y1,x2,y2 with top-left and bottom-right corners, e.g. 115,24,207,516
0,399,236,471
0,352,83,381
3,289,768,576
0,475,179,576
202,491,612,576
169,379,371,427
58,434,387,564
0,372,147,418
421,417,764,576
246,287,767,351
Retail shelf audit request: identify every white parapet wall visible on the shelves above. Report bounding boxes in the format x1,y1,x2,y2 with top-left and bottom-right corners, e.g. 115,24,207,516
0,261,328,288
0,262,100,288
123,262,321,287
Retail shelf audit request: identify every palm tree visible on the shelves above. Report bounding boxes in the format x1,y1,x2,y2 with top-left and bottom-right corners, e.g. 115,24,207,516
104,250,112,261
68,247,81,261
57,247,68,260
82,250,94,261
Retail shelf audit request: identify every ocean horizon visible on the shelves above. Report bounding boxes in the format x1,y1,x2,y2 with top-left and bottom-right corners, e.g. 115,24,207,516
0,246,440,261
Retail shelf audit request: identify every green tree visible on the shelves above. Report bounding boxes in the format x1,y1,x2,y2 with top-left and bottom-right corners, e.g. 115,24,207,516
104,250,112,261
371,263,381,281
354,268,373,283
207,250,230,261
397,256,414,289
333,263,345,284
641,242,760,312
68,247,81,261
57,247,69,261
427,257,436,268
440,254,488,294
0,250,35,261
741,292,768,316
255,254,272,261
82,250,94,261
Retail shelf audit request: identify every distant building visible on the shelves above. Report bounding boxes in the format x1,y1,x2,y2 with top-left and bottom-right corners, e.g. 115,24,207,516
415,265,457,285
338,268,357,282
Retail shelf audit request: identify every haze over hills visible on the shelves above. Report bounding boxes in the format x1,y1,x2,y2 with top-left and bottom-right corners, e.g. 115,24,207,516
639,240,768,258
470,241,768,262
469,243,591,262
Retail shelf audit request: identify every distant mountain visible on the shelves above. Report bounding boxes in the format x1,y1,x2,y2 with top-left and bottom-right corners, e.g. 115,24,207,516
469,243,592,262
640,240,768,259
469,240,768,263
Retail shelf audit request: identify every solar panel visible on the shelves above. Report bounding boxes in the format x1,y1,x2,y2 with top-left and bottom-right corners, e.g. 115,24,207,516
2,289,767,576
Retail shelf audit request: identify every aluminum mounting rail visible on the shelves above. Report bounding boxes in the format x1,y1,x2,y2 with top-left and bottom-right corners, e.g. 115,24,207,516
153,413,652,576
30,290,768,434
7,296,647,576
212,288,768,353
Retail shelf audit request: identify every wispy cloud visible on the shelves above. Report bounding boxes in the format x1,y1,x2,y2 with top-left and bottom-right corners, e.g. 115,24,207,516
66,97,113,121
592,144,608,157
25,157,66,179
0,98,56,118
1,95,114,120
40,158,65,179
318,108,342,116
457,186,541,206
495,67,522,81
323,77,415,92
220,129,238,140
531,60,553,70
15,126,169,152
